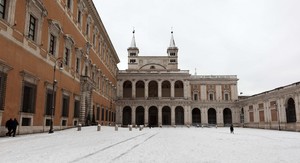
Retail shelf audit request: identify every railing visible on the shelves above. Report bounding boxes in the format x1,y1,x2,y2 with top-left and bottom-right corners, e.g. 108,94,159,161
191,75,237,79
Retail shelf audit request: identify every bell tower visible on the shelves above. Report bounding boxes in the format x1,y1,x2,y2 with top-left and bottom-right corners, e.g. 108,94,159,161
167,31,178,67
128,30,139,69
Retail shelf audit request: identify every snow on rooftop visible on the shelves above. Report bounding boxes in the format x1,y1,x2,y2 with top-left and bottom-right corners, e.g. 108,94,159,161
0,126,300,162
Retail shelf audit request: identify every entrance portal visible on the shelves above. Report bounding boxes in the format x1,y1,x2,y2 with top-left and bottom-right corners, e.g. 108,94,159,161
162,106,171,125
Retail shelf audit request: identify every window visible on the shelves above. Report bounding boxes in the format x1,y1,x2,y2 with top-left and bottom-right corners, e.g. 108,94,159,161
194,94,198,101
62,120,67,126
150,66,155,69
48,19,62,56
21,118,31,126
130,53,136,56
74,100,80,118
170,59,176,63
93,33,96,47
105,109,108,121
49,34,56,55
45,89,55,116
0,0,6,19
0,72,7,110
224,93,229,101
21,82,37,113
101,108,104,121
45,119,51,126
63,34,74,67
28,14,37,41
64,47,70,66
170,52,175,56
130,59,136,63
75,57,80,73
86,22,89,36
209,93,214,101
77,10,82,24
96,107,100,120
66,0,72,10
62,95,69,117
25,0,47,44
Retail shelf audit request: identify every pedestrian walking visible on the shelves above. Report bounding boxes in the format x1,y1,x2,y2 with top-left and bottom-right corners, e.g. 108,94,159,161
11,118,19,137
230,124,234,134
5,118,13,136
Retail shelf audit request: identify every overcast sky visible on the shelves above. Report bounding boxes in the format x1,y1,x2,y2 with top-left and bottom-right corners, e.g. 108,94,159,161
93,0,300,95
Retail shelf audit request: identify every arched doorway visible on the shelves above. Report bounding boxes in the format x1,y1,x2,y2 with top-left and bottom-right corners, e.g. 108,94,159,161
192,108,201,124
175,106,184,125
136,106,145,125
148,81,158,97
208,108,216,125
122,106,132,125
174,80,184,97
286,98,296,123
148,106,158,127
123,80,132,98
223,108,232,126
162,81,171,97
162,106,171,125
136,80,145,98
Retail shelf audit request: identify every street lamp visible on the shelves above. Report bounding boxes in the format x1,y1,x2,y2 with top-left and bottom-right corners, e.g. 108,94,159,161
275,103,281,131
49,57,63,134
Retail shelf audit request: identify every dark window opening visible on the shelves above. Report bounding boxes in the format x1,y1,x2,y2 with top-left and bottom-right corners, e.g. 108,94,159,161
22,82,36,113
74,100,80,118
49,34,56,55
0,0,6,19
22,118,31,126
45,89,56,116
64,48,70,66
62,120,67,126
0,72,7,110
28,15,36,41
62,95,69,117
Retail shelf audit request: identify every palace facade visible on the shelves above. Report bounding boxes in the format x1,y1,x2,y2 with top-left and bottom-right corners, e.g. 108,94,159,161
116,32,240,127
0,0,119,135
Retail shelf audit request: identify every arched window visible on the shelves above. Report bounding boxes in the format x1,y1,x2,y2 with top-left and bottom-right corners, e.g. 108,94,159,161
174,80,184,97
286,98,296,123
162,81,171,97
123,81,132,98
148,81,158,97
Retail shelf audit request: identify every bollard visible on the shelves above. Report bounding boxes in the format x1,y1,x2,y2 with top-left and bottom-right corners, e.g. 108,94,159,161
215,125,218,128
139,125,142,131
174,125,176,128
202,124,203,128
187,125,190,128
115,124,118,131
97,124,101,131
129,125,132,131
77,124,82,131
135,125,137,129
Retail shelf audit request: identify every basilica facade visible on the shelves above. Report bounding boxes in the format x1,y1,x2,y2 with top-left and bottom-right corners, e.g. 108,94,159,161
116,32,240,127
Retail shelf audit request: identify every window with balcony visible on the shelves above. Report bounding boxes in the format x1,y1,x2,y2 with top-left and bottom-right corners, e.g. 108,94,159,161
25,0,47,44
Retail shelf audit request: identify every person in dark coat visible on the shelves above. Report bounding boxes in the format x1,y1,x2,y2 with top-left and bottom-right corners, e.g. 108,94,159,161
5,118,13,136
11,118,19,137
230,124,234,134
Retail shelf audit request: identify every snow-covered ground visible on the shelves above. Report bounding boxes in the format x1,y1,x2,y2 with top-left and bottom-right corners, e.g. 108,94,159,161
1,126,300,163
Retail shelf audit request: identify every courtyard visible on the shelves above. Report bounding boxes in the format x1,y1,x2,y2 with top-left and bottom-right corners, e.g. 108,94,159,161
0,126,300,163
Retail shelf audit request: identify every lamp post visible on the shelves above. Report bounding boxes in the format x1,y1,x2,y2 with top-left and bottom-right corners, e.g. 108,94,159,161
49,57,63,134
275,103,281,131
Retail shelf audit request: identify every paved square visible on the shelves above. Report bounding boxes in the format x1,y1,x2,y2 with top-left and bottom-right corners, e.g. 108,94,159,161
1,126,300,162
